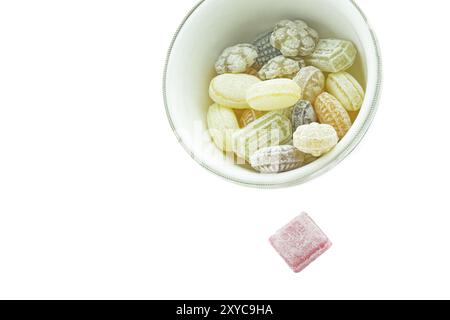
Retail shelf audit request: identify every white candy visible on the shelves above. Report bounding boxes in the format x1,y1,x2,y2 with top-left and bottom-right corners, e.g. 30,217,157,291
305,39,357,73
270,20,319,57
293,123,338,157
258,56,303,80
215,44,258,74
250,145,306,173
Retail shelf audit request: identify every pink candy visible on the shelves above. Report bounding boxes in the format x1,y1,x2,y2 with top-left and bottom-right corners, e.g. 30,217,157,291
270,213,332,273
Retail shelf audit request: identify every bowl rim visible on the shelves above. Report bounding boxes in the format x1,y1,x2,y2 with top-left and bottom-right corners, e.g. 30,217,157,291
163,0,382,189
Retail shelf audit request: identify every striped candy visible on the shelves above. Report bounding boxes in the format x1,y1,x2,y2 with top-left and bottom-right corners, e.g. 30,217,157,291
326,72,365,112
293,66,325,103
233,112,292,161
305,39,357,73
314,92,352,139
252,31,282,70
250,145,306,173
291,100,317,131
207,104,239,152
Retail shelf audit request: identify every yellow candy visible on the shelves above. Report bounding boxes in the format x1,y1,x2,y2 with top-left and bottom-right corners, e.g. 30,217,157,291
209,74,261,109
326,72,365,112
314,92,352,139
246,79,301,111
207,104,239,152
293,66,325,103
293,123,338,157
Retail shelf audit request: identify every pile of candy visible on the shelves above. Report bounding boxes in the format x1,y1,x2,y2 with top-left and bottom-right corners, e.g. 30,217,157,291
207,20,365,173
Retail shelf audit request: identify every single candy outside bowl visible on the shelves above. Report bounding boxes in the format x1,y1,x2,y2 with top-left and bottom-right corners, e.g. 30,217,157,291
163,0,382,188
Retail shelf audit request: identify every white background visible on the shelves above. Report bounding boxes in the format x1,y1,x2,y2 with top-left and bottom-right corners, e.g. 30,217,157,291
0,0,449,300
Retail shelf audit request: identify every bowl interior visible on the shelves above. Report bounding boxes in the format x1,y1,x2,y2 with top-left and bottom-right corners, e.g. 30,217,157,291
165,0,379,187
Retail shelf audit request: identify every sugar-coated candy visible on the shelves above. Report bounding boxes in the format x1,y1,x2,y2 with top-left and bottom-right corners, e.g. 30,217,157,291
293,123,338,157
233,112,292,161
252,31,282,69
270,213,332,273
314,92,352,139
239,109,265,128
250,145,306,173
326,72,365,112
215,44,258,74
209,74,261,109
293,66,325,103
207,104,239,152
271,20,319,57
205,21,363,173
258,56,303,80
305,39,357,73
246,79,301,111
291,100,317,131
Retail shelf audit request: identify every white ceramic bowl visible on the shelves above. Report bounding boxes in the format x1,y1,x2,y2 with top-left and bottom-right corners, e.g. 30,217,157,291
164,0,382,188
